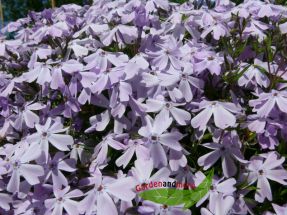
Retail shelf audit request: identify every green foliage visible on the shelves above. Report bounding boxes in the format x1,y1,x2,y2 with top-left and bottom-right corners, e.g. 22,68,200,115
138,169,214,208
139,188,191,206
183,169,214,208
223,65,251,84
275,0,287,5
170,0,189,3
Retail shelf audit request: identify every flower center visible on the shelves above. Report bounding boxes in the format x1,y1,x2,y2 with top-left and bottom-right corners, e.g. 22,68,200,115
208,56,214,61
162,204,168,209
99,51,106,57
165,102,172,109
151,136,159,142
33,208,40,214
49,162,57,170
97,185,104,191
210,185,215,190
104,68,111,74
258,170,264,175
181,73,188,80
13,161,20,169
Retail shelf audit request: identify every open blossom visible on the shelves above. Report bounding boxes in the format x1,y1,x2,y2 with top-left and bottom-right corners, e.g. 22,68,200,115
199,10,231,40
80,168,136,215
193,51,224,75
246,108,287,148
198,131,247,177
249,90,287,117
26,118,74,162
100,24,138,46
196,177,236,208
146,0,169,12
0,192,11,211
84,49,128,72
138,200,191,215
245,152,287,202
28,48,52,68
12,101,45,130
169,149,188,172
131,158,170,186
89,65,126,95
160,65,204,102
231,190,254,215
140,68,165,88
90,134,126,167
116,138,149,168
238,60,270,88
0,182,12,211
174,165,197,184
279,22,287,34
6,148,44,193
146,36,183,70
61,60,97,96
191,100,241,130
31,21,69,42
44,152,77,189
70,141,91,163
69,40,89,58
243,19,269,42
50,66,66,90
22,62,53,85
0,38,21,57
139,113,183,167
145,97,191,125
271,203,287,215
45,186,83,215
200,193,235,215
85,110,111,133
0,0,287,214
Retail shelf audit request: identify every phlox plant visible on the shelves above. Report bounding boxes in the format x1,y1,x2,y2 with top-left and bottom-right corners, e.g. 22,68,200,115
0,0,287,214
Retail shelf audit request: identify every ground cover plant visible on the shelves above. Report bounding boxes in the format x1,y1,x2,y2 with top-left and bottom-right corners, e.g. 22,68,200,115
0,0,287,214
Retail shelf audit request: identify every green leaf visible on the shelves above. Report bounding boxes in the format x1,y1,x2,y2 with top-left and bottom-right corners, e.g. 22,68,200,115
245,186,258,191
281,189,287,196
183,169,214,208
253,64,269,75
234,39,248,58
138,169,214,208
139,188,190,206
170,0,188,3
264,36,273,62
223,65,251,84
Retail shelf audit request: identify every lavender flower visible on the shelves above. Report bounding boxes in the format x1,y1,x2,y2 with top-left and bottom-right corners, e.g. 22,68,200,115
26,118,74,162
139,113,183,167
45,186,83,215
0,0,286,213
249,90,287,117
245,152,287,202
191,100,241,130
198,131,247,177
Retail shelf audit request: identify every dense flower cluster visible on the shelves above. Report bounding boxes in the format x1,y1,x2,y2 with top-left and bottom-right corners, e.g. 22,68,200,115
0,0,287,214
